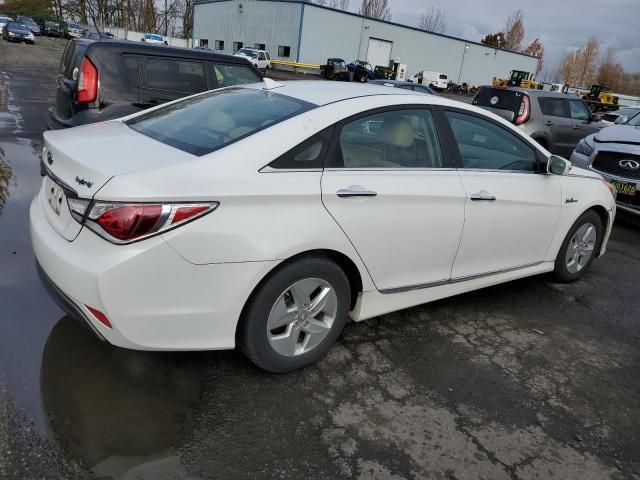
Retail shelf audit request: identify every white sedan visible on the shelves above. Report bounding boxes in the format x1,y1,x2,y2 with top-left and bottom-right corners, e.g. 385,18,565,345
31,80,616,372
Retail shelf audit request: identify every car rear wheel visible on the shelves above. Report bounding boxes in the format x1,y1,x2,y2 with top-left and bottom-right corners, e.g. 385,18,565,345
553,210,603,282
238,256,350,373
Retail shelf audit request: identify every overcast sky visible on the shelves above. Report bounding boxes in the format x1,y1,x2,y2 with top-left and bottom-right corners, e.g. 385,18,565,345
379,0,640,77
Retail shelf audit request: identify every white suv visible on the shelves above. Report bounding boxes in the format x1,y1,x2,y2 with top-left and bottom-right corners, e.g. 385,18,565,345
234,48,271,73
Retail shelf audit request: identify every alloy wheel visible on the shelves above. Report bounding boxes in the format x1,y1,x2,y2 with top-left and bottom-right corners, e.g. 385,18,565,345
565,222,597,273
266,278,337,357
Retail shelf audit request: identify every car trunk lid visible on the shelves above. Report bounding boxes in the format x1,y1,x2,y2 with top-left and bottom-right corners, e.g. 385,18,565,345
41,120,196,240
472,87,526,123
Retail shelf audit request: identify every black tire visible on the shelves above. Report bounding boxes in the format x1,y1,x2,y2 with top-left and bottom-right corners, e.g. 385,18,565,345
553,210,603,283
238,256,351,373
359,75,367,83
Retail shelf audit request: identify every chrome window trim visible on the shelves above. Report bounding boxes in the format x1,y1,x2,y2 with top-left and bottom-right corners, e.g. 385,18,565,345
380,261,544,295
323,167,458,172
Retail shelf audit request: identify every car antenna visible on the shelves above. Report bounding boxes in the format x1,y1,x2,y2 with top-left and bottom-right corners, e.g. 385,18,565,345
262,78,285,90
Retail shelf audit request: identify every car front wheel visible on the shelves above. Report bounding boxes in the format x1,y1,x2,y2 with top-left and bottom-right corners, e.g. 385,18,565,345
553,210,603,282
238,256,351,372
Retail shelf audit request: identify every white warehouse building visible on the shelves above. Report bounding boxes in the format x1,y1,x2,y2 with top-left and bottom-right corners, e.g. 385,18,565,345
192,0,538,86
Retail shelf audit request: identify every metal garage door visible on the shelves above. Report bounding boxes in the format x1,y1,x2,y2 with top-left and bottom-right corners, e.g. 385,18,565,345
367,38,392,68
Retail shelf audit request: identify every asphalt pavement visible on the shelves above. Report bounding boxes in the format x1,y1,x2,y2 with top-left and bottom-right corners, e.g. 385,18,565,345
0,38,639,480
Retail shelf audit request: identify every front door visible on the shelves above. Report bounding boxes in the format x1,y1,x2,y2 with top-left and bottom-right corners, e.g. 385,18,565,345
442,110,562,279
321,108,466,291
569,99,601,144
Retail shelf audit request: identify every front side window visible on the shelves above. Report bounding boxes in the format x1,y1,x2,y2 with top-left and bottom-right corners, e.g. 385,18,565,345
212,64,261,87
539,97,568,118
445,111,536,172
144,58,207,93
331,109,443,169
569,100,591,121
126,88,314,156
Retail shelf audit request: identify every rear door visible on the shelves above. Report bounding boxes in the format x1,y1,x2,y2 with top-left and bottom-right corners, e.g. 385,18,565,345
321,107,466,291
537,97,574,156
257,51,268,70
138,57,209,108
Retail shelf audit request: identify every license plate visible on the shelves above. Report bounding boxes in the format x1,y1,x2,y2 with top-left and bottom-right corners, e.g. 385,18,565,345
47,181,64,216
610,180,637,196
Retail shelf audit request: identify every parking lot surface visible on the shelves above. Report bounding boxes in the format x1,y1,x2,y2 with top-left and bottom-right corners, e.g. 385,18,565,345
1,38,639,480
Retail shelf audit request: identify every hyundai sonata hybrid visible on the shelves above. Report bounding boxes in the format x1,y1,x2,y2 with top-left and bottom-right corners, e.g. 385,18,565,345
31,80,616,372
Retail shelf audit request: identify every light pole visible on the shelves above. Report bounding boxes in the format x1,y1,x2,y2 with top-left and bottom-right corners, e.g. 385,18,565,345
457,43,470,84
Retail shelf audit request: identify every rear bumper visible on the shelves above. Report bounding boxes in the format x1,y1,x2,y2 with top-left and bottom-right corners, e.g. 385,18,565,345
30,195,278,351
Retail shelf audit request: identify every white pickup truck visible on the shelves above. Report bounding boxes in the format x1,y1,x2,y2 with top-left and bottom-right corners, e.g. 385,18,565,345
233,48,271,73
409,70,448,90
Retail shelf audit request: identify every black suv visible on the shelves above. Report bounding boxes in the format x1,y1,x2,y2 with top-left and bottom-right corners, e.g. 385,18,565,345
48,39,263,129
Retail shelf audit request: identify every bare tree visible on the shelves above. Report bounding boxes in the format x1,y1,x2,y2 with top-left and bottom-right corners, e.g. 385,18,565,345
597,47,624,90
522,38,544,75
359,0,391,20
418,6,446,34
503,9,524,51
575,37,600,87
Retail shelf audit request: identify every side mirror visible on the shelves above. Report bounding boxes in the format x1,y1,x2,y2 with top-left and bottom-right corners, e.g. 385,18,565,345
548,155,571,175
614,115,627,125
590,113,599,122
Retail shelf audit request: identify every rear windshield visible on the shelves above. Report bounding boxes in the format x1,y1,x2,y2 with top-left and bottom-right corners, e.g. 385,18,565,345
473,87,525,113
126,88,314,156
439,74,447,79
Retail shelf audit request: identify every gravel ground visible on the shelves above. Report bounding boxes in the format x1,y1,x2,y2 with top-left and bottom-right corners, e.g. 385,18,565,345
1,37,639,480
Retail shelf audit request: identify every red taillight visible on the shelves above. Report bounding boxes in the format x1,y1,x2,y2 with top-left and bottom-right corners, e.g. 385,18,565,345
172,205,209,224
82,201,219,244
515,94,530,125
85,305,112,328
96,204,163,241
76,57,98,103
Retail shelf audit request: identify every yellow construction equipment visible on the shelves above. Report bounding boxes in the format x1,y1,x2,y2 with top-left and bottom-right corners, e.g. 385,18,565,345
492,70,543,90
581,85,619,112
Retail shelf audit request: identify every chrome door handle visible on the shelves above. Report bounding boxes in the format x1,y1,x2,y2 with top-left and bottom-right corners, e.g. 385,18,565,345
573,125,581,129
337,189,378,198
470,192,496,202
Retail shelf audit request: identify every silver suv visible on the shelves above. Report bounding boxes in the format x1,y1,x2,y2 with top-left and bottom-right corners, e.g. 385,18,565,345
473,86,605,157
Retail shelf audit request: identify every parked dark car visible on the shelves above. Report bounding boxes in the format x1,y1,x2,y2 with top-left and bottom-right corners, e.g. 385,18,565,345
322,58,350,81
347,60,375,83
2,21,35,44
38,19,62,37
16,15,40,35
472,86,605,157
86,31,115,40
48,39,264,129
369,79,437,95
66,22,84,38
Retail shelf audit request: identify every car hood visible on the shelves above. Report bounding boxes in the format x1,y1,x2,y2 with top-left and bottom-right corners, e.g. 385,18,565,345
594,125,640,145
9,26,32,34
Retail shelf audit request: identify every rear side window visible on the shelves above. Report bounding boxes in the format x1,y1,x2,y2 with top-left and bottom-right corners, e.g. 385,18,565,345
269,127,333,169
60,41,87,77
332,109,443,169
472,87,525,113
213,64,261,87
539,97,569,118
126,88,314,156
122,55,142,86
144,58,207,93
445,111,536,172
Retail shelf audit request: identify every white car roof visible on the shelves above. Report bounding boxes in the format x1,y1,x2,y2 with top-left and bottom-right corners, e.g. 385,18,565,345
242,80,452,107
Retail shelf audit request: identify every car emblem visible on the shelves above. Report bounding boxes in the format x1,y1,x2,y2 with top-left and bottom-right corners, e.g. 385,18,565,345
47,151,53,165
619,160,640,170
490,96,499,105
75,176,94,188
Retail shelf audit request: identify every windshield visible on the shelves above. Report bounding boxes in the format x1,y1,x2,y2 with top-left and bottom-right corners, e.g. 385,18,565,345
8,22,28,30
238,49,258,58
69,23,81,29
439,74,447,79
145,34,162,40
126,88,314,156
626,112,640,126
